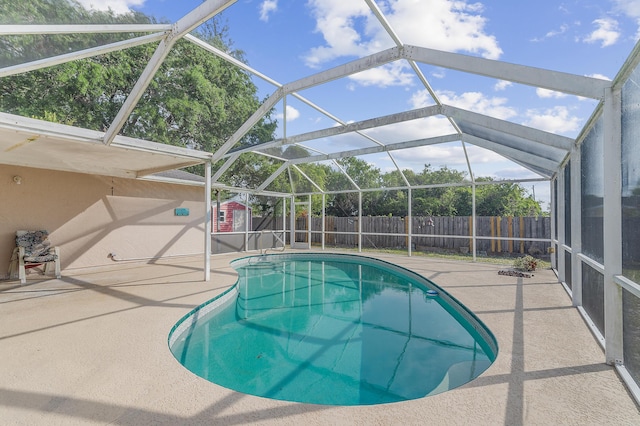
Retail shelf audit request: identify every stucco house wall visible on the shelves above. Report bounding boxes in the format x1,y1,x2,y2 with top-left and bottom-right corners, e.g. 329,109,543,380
0,165,205,276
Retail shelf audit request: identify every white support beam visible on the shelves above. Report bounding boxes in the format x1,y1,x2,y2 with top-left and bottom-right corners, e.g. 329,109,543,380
0,24,172,35
462,134,558,174
571,146,583,307
282,47,402,94
460,140,475,183
0,32,165,78
254,150,287,162
364,0,462,137
292,164,324,193
287,166,295,194
211,153,240,182
103,40,175,145
404,44,611,99
287,134,460,165
442,105,574,151
257,163,289,192
212,87,284,161
333,160,360,191
136,161,204,177
111,134,213,159
186,34,389,150
506,157,554,179
0,112,211,160
185,34,281,87
557,165,566,283
287,104,443,144
603,86,623,366
387,152,410,187
104,0,236,145
292,177,549,197
228,105,443,157
204,161,212,281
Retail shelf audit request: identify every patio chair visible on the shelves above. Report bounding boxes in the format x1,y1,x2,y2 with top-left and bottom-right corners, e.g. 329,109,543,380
8,230,61,284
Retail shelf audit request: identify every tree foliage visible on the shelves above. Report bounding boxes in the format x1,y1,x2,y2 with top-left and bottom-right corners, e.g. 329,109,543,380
0,0,277,157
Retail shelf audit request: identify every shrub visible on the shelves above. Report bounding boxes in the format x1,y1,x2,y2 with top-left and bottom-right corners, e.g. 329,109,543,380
513,255,539,272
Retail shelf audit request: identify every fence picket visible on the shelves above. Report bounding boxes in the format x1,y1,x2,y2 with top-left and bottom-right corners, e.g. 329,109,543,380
251,215,551,257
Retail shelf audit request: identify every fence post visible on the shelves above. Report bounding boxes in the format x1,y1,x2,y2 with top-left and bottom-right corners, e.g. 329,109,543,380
507,216,513,253
520,216,525,253
490,216,496,253
497,216,502,252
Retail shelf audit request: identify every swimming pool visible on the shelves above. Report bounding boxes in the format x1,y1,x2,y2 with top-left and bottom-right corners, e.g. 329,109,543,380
169,253,497,406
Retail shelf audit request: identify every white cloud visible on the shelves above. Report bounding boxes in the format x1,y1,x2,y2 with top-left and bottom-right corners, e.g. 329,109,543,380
303,0,502,75
583,18,621,47
523,106,581,135
389,142,507,171
612,0,640,38
588,73,612,81
367,116,457,142
494,80,512,91
613,0,640,17
275,105,300,122
391,144,467,165
409,90,437,109
259,0,278,22
536,88,567,99
531,23,569,42
76,0,144,15
431,90,518,120
431,69,446,79
382,0,502,59
349,62,414,87
303,0,372,68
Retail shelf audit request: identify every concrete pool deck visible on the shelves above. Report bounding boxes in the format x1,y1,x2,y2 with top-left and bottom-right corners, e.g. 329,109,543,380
1,250,639,425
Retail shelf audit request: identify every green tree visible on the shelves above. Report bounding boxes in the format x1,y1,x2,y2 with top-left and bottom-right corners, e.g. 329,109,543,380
326,157,381,216
475,178,542,216
0,0,277,162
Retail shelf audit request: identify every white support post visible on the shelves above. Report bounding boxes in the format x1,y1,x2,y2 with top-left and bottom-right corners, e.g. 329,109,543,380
290,195,295,248
245,192,249,252
571,148,583,306
358,192,362,253
307,195,312,248
204,162,211,281
322,193,326,251
472,183,477,262
603,86,624,366
550,179,557,270
408,188,412,257
557,167,566,284
282,197,287,247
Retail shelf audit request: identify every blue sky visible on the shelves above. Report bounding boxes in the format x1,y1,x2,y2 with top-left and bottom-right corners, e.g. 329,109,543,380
74,0,640,207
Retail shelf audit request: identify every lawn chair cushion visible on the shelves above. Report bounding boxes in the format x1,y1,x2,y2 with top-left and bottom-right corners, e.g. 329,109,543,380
16,230,58,262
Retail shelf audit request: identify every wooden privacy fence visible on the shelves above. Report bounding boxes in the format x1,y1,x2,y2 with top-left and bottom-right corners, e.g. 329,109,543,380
254,215,551,257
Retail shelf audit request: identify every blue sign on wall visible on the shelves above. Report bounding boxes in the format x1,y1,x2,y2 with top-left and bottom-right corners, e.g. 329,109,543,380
175,208,190,216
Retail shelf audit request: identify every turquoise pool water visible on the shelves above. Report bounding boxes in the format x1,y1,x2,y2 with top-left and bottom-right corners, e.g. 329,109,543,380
169,253,497,406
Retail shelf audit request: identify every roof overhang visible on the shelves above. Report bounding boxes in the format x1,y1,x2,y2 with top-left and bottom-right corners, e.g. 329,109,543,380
0,112,212,179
